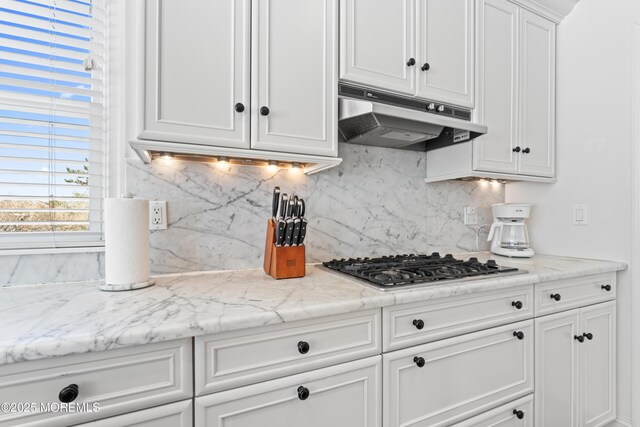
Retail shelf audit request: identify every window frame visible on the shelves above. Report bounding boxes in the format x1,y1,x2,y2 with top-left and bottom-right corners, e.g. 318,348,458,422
0,0,126,255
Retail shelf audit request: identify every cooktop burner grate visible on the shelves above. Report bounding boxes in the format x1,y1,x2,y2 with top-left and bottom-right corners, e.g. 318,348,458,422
322,253,521,288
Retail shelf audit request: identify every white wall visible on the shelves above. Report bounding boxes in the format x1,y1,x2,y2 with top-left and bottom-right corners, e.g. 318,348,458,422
506,0,640,422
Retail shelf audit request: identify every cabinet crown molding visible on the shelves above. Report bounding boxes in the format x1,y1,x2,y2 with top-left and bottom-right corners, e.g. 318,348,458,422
511,0,580,23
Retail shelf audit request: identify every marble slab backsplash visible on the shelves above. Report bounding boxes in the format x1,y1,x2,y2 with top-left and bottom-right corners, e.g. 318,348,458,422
127,143,429,273
1,143,505,286
426,180,505,254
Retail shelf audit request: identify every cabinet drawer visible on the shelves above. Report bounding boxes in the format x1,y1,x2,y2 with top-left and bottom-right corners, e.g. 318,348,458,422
383,286,533,351
453,395,533,426
195,356,381,427
195,309,380,395
535,273,616,316
0,339,192,427
77,400,192,427
383,320,534,427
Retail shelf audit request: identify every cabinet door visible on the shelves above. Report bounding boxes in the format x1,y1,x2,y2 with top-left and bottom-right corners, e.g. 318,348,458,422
534,310,580,427
251,0,338,157
416,0,474,107
579,301,616,427
384,321,533,426
472,0,519,174
517,10,555,177
142,0,250,148
195,356,381,427
77,400,192,427
340,0,416,95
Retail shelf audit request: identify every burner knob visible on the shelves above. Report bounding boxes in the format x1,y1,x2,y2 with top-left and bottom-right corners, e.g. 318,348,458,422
427,103,436,111
513,331,525,340
550,293,562,301
511,301,523,310
413,356,425,368
413,319,425,330
297,341,310,354
437,105,445,112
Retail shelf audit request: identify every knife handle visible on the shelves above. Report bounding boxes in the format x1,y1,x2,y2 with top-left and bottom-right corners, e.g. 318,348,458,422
284,219,295,245
276,220,286,246
298,218,307,245
298,199,305,217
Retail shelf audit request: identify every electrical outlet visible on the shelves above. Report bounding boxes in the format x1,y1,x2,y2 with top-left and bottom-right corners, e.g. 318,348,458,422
464,206,478,225
149,201,167,230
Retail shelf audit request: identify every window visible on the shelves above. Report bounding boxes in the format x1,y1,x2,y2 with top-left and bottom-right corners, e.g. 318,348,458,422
0,0,106,250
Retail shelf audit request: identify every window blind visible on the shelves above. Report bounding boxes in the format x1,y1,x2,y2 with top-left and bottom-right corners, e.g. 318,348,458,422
0,0,106,249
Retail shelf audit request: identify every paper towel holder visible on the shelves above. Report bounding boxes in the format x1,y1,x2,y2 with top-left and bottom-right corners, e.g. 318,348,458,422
98,279,155,292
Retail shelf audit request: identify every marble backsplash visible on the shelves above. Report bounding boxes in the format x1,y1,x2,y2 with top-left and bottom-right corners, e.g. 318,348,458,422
0,143,505,286
127,143,429,273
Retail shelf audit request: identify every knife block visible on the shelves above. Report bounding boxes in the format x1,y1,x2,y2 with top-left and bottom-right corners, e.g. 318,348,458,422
263,218,306,279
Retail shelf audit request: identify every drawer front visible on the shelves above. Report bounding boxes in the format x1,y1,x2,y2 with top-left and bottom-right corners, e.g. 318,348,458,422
535,273,616,316
0,339,192,427
383,286,533,351
383,320,534,427
195,356,381,427
77,400,192,427
453,395,534,426
195,309,381,395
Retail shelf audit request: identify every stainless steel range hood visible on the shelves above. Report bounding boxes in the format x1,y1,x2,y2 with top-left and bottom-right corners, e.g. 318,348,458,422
338,84,487,151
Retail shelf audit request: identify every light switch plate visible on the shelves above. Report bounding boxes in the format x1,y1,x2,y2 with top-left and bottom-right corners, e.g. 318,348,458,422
573,204,588,226
464,206,478,225
149,201,168,230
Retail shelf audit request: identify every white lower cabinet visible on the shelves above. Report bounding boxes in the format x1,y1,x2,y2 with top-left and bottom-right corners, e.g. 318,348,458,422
534,301,616,427
453,394,534,426
76,400,192,427
383,320,534,426
194,356,381,427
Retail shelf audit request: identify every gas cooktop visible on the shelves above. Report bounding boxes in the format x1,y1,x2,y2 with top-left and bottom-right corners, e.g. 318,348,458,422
321,253,526,291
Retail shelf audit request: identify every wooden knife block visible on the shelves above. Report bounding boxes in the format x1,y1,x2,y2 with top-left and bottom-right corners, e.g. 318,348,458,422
263,218,306,279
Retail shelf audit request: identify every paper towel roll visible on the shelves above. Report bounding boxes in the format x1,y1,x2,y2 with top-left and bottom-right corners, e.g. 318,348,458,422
104,198,151,289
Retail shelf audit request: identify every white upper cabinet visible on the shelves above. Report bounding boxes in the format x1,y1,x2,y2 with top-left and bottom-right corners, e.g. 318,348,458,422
427,0,557,183
417,0,475,107
339,0,416,95
142,0,250,148
472,0,519,175
136,0,339,163
474,0,555,178
518,9,555,177
251,0,338,157
340,0,474,107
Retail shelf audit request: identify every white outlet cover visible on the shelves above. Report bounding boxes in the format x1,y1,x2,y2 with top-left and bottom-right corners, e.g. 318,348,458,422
464,206,478,225
149,201,168,230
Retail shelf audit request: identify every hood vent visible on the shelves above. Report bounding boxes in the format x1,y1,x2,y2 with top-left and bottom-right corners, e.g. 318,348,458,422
338,84,487,151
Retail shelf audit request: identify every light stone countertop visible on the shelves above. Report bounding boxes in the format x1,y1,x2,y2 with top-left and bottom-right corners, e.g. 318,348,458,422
0,253,626,366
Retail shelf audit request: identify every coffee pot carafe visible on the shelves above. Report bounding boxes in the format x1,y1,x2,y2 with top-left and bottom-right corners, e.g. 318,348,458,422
487,203,534,258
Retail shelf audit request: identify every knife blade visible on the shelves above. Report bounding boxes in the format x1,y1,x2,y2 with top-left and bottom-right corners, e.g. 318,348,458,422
271,187,280,220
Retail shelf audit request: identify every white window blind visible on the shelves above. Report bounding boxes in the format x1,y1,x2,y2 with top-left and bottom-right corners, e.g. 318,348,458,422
0,0,106,249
